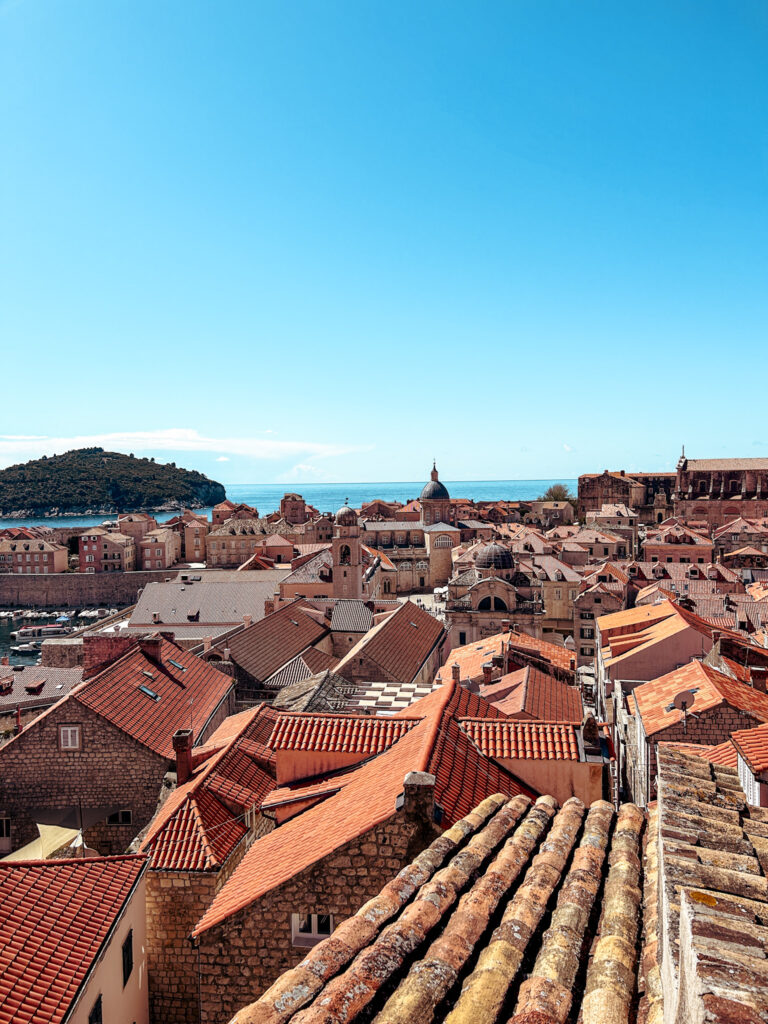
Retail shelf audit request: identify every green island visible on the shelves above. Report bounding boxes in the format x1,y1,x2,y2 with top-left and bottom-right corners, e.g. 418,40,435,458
0,448,226,517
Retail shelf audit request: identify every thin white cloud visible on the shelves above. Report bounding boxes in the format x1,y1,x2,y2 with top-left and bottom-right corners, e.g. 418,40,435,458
562,443,574,453
216,456,230,462
0,429,370,468
278,462,334,483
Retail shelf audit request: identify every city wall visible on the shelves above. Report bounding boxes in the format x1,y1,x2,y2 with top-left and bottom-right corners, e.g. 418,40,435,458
0,570,176,608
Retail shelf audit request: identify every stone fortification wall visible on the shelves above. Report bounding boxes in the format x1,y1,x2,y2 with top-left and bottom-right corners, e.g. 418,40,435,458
0,569,174,608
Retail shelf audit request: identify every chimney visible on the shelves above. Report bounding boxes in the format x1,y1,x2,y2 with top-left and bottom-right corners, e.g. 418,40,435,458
482,662,493,686
0,656,8,666
398,771,436,822
243,614,252,628
451,663,460,684
203,636,212,652
173,729,194,785
501,619,511,633
140,635,163,662
751,667,768,694
711,630,721,648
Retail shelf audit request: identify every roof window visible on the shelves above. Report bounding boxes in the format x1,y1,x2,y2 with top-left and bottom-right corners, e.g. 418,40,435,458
168,659,186,671
138,683,160,701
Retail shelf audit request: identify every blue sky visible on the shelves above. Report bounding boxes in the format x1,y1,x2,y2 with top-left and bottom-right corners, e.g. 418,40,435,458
2,1,767,484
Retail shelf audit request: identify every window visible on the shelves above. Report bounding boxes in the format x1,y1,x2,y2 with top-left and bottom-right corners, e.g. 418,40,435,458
459,631,467,646
122,930,133,986
580,646,593,657
0,817,10,853
580,628,594,640
88,995,103,1024
107,809,132,825
59,725,82,751
291,912,334,947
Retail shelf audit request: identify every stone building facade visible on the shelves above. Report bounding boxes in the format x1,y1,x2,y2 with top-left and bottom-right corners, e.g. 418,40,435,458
673,456,768,526
192,777,438,1023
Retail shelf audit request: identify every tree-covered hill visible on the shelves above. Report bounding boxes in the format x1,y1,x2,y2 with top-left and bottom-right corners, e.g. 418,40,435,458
0,449,226,516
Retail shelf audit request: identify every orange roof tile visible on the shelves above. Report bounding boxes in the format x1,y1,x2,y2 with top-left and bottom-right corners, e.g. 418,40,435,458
482,666,583,722
71,638,233,759
458,719,581,760
335,601,446,684
225,600,330,683
633,661,768,736
0,855,146,1024
192,681,535,936
663,740,739,769
731,722,768,774
268,713,419,753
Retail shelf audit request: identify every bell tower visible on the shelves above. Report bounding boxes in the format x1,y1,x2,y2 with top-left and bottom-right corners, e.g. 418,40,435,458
332,501,363,599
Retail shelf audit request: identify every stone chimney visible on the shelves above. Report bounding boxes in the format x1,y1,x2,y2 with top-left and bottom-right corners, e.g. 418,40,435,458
451,663,460,684
82,635,138,678
203,636,212,652
482,662,493,686
0,656,8,666
399,771,436,822
243,614,252,628
140,634,163,662
173,728,194,784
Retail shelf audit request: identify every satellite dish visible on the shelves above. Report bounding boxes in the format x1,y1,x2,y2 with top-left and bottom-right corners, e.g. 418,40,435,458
673,689,696,711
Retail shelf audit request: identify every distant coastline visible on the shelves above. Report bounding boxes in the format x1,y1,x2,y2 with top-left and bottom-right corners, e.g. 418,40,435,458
0,478,577,530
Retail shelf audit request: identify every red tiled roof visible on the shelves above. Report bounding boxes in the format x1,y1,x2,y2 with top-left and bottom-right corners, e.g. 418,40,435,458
141,705,277,871
0,855,146,1024
268,713,419,753
192,681,535,935
336,601,446,684
69,638,233,759
225,600,330,683
633,661,768,736
437,630,575,685
458,719,581,760
731,722,768,774
485,666,583,722
663,740,739,769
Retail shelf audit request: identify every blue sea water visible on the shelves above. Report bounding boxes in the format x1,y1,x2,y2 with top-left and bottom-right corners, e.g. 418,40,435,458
0,479,577,529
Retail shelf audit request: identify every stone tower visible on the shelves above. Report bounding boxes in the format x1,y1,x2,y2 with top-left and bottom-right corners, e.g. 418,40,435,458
332,501,363,599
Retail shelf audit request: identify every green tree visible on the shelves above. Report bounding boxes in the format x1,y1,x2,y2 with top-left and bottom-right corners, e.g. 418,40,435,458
537,483,577,509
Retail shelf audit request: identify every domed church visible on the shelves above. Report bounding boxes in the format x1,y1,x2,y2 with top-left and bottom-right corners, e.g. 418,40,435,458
420,462,451,526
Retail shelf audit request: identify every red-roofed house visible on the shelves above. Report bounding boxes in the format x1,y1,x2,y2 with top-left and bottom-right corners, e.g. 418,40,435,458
0,854,148,1024
186,681,536,1021
627,660,768,805
0,636,234,856
731,722,768,807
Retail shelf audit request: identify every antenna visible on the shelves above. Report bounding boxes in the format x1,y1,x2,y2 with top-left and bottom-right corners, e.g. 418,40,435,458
672,689,696,734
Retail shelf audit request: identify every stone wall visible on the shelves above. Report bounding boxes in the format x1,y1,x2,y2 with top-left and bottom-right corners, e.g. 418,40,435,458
0,568,176,609
195,807,437,1023
146,819,275,1023
0,698,167,854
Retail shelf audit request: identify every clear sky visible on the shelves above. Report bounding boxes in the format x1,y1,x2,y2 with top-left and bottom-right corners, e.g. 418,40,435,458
2,1,767,484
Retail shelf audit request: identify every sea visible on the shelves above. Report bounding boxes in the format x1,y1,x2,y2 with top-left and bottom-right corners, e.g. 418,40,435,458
0,479,577,530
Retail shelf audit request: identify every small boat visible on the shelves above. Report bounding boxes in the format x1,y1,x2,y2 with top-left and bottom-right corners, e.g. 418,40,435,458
10,643,38,654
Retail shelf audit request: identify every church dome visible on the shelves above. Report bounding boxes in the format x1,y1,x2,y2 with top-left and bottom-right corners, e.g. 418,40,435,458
420,462,450,501
335,503,357,526
475,542,514,571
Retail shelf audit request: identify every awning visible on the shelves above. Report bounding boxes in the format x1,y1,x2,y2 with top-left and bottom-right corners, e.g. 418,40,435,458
2,824,80,862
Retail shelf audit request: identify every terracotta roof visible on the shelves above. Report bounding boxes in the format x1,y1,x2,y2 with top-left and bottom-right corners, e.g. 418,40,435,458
731,721,768,774
0,855,147,1024
335,602,446,685
193,682,535,936
437,630,575,685
268,713,419,754
459,718,582,760
69,637,233,759
231,795,644,1024
141,706,277,871
633,660,768,736
482,665,583,722
664,739,739,768
225,600,330,683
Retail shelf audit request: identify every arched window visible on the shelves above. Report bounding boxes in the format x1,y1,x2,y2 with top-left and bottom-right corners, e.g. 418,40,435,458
478,596,492,610
339,545,351,565
493,597,508,611
399,561,412,572
415,560,428,570
435,535,452,548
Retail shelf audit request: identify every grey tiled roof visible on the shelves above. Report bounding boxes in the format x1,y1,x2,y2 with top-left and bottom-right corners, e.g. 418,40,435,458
130,580,276,627
330,601,373,633
0,665,84,713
